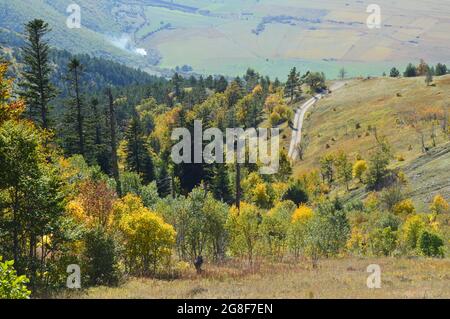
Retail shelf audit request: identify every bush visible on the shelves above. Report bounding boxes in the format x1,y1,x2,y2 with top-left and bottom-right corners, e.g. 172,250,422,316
83,227,121,286
380,185,404,212
400,215,426,250
0,257,31,299
418,231,444,258
303,201,350,266
368,227,398,257
393,199,415,216
282,180,309,206
352,160,367,182
288,205,314,258
226,202,261,265
430,195,449,215
116,195,176,276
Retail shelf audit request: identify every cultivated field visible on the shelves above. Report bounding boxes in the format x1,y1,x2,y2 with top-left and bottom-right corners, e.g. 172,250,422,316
3,0,450,77
63,258,450,299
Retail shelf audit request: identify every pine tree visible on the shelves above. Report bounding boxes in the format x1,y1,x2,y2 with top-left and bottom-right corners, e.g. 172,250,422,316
125,115,155,184
66,58,85,156
107,88,121,196
156,163,172,198
285,67,301,102
211,163,231,203
19,19,56,129
390,67,400,77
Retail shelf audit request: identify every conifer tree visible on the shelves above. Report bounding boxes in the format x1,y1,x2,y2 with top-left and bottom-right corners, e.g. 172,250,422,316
285,67,301,102
66,58,85,156
125,115,155,184
19,19,56,129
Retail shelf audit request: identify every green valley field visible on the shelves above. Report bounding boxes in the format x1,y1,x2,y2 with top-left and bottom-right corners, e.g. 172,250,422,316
2,0,450,78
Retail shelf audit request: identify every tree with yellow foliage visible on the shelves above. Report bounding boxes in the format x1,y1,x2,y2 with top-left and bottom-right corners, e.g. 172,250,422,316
430,195,449,215
288,205,314,258
260,201,296,260
115,194,175,275
393,199,415,216
226,202,261,266
400,214,426,251
352,160,367,183
0,63,25,124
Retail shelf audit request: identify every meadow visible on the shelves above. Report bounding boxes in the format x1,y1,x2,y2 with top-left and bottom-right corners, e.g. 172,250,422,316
63,258,450,299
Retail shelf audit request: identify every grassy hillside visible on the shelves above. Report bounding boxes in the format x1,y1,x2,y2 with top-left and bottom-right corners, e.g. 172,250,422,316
294,75,450,207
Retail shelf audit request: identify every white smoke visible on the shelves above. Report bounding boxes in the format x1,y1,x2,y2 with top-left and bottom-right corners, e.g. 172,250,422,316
108,35,147,56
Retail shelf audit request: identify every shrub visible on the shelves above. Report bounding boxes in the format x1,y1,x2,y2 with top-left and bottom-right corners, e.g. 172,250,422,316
368,227,398,256
393,199,415,216
288,205,314,258
376,213,401,231
430,195,449,215
226,202,261,265
400,215,426,251
282,179,309,206
0,257,31,299
116,195,176,276
417,231,444,257
346,227,367,256
303,201,350,266
380,185,404,212
83,227,121,286
352,160,367,182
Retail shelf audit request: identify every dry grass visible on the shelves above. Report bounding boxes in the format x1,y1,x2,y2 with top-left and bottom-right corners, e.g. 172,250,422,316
292,75,450,206
62,258,450,299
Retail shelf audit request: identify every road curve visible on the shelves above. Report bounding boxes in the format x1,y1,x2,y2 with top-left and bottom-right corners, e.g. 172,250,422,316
288,81,347,161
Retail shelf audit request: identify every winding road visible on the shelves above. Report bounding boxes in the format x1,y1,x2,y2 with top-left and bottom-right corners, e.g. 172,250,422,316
288,81,347,160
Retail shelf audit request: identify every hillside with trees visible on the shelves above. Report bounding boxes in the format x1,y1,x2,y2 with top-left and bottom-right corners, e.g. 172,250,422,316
0,18,449,299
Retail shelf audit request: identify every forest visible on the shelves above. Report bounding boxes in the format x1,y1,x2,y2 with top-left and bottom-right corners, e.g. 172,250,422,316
0,19,449,299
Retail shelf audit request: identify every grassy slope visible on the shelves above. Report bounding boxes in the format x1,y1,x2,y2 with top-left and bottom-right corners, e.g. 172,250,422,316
65,258,450,299
294,75,450,209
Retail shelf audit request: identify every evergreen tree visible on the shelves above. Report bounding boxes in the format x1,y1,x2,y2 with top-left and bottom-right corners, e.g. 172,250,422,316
106,88,121,196
390,67,400,78
66,58,85,156
156,163,172,198
404,63,417,77
125,115,155,184
211,163,232,203
285,67,301,102
435,63,448,76
171,72,184,100
19,19,56,129
215,76,228,93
